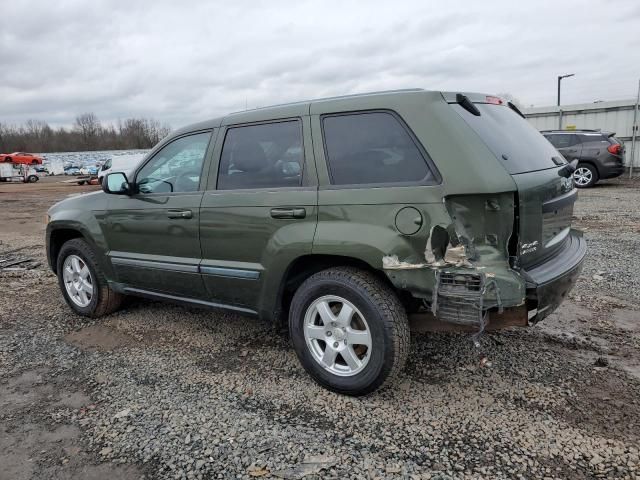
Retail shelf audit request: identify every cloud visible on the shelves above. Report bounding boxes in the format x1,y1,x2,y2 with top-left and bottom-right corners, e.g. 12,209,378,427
1,0,639,128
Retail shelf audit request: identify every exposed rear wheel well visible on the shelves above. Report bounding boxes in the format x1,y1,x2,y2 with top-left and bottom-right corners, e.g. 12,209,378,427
275,254,401,331
49,229,84,273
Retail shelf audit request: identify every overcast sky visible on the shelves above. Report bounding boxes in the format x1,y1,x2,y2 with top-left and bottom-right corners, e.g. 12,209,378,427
2,0,639,129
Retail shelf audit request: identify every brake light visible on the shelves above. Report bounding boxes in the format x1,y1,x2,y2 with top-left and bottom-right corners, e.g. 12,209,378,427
485,96,503,105
607,144,622,155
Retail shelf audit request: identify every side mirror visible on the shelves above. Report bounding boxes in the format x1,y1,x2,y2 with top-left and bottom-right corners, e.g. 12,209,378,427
102,172,131,195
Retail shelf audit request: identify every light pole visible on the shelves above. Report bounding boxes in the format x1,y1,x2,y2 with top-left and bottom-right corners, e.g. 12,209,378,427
557,73,574,106
557,73,574,129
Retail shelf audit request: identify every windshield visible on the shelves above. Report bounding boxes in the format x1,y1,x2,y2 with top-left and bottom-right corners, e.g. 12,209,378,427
451,102,561,174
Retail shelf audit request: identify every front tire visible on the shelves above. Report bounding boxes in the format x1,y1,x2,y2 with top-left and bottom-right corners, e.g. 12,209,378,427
289,267,409,396
56,238,123,317
573,163,598,188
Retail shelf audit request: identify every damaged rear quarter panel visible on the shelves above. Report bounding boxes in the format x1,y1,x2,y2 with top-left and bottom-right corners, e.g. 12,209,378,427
383,193,525,310
309,92,527,319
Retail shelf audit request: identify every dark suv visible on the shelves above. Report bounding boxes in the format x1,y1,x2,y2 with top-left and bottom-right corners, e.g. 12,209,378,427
542,129,625,187
46,90,586,395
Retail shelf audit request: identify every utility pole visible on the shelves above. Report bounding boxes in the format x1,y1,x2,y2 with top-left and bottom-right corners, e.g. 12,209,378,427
557,73,575,129
630,79,639,178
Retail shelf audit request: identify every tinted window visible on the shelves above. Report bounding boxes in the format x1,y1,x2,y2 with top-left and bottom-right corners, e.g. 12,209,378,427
543,134,560,147
136,132,210,194
218,120,303,190
322,112,434,185
452,103,559,174
546,134,579,148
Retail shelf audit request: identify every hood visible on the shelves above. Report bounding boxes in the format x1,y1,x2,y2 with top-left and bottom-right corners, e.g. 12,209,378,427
48,190,105,215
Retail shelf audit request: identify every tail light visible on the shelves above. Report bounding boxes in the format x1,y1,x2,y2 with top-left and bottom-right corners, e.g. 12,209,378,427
607,144,622,155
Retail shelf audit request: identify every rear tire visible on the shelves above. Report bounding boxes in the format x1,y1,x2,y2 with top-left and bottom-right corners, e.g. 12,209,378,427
56,238,123,317
289,267,409,396
573,163,598,188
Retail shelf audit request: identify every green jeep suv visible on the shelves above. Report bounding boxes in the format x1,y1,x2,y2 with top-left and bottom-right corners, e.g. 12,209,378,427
47,89,586,395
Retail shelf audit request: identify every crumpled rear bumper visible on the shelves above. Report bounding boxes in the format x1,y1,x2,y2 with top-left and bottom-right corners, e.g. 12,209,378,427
523,229,587,322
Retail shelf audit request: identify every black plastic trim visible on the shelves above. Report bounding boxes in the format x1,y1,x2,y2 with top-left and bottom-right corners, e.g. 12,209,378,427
111,257,199,273
541,188,577,214
523,229,586,286
123,287,258,315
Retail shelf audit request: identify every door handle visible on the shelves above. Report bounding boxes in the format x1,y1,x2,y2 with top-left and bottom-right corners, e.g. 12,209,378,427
167,209,193,219
270,207,306,219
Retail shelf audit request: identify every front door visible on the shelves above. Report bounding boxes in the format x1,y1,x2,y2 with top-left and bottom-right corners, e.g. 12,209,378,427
103,130,214,298
199,116,318,315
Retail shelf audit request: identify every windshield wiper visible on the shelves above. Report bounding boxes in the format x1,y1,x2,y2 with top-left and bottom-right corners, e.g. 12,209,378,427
456,94,481,116
558,159,578,178
507,101,526,119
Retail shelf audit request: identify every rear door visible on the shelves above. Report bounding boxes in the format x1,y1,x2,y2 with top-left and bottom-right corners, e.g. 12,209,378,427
546,133,582,161
450,99,577,268
199,116,318,314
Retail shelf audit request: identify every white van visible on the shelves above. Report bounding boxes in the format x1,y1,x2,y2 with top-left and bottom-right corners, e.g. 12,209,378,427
98,153,146,184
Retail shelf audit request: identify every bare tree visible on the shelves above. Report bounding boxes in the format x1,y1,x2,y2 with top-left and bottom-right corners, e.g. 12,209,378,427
74,113,102,149
0,115,171,153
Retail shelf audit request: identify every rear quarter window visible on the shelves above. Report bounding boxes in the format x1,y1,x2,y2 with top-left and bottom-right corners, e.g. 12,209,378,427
321,111,436,186
547,134,579,148
452,103,560,174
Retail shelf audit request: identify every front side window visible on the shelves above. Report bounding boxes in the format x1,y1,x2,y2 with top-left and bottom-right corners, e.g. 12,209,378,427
322,111,434,185
217,120,303,190
136,132,211,194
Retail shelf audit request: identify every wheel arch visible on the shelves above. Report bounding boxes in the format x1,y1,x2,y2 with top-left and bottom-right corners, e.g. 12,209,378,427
48,225,109,277
268,254,399,331
48,227,85,273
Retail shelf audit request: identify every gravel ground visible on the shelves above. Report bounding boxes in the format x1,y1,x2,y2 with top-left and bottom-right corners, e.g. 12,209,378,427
1,176,639,479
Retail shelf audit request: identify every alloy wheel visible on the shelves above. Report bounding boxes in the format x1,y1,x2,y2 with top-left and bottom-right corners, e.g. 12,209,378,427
303,295,372,376
573,167,593,186
62,254,94,307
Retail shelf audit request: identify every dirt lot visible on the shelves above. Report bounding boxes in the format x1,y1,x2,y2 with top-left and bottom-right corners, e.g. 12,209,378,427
1,175,639,479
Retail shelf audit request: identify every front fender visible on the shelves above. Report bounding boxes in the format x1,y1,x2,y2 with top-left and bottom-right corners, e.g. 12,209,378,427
46,193,112,278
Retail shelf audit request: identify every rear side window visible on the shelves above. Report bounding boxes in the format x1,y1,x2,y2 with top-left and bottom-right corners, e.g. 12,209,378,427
545,134,579,148
452,103,559,174
322,111,435,185
218,120,303,190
